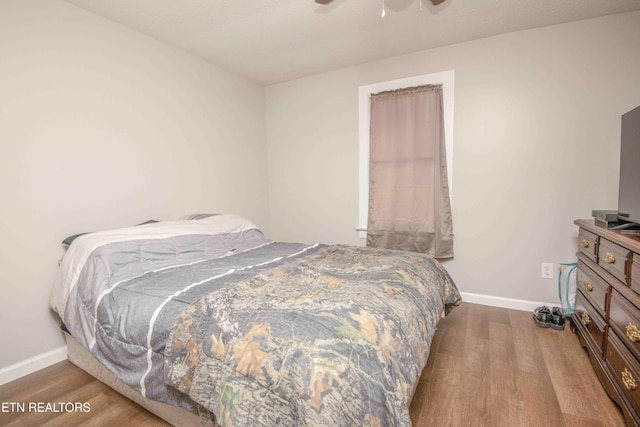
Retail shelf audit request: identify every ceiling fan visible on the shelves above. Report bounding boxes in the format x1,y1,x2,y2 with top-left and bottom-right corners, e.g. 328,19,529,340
315,0,447,4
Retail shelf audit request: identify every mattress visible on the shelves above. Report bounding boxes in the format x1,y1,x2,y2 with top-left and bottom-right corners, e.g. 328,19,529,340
65,332,202,426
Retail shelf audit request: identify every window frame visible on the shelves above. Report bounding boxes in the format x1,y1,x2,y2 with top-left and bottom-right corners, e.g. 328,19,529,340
358,70,455,238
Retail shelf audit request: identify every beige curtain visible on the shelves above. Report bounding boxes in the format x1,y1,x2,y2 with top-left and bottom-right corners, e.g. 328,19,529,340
366,84,453,258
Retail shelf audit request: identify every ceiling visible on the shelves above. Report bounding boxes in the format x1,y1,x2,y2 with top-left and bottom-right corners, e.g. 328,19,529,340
64,0,640,85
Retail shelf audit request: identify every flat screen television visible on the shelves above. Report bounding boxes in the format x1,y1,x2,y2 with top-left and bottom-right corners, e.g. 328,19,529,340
617,105,640,226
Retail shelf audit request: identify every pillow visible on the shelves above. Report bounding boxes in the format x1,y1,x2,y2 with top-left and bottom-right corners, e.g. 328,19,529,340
181,214,219,220
61,220,159,248
61,232,88,247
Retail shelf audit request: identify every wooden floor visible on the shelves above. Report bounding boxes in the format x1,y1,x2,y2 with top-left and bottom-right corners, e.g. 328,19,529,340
0,303,626,426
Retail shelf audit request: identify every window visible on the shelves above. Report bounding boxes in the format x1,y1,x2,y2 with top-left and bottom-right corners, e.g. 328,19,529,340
358,70,454,239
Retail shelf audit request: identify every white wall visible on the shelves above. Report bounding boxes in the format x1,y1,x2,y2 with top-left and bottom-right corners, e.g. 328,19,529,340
0,0,269,369
266,11,640,305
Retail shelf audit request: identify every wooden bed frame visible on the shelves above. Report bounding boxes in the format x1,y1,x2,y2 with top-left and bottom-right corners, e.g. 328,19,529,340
64,333,203,426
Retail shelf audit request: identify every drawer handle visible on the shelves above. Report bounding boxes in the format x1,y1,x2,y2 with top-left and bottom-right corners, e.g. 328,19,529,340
605,252,616,264
584,280,593,292
622,368,637,390
581,313,591,326
626,322,640,343
581,239,590,248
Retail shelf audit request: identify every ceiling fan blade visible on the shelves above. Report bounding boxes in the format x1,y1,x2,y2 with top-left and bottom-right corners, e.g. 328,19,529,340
315,0,445,6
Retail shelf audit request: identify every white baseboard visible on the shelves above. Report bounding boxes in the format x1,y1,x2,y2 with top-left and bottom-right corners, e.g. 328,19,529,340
0,293,554,385
460,291,557,312
0,346,67,386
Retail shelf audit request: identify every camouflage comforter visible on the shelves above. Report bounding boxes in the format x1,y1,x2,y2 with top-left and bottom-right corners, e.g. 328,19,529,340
165,244,461,427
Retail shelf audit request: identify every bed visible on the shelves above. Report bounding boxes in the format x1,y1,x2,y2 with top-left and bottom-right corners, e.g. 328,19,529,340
50,214,461,426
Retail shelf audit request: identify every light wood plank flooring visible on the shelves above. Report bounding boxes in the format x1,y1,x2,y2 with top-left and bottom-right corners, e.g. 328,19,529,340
0,303,626,426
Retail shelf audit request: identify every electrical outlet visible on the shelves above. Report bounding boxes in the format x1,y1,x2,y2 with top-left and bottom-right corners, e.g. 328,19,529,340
541,262,554,279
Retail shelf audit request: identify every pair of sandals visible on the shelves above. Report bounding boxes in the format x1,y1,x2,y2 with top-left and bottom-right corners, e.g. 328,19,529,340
532,306,565,330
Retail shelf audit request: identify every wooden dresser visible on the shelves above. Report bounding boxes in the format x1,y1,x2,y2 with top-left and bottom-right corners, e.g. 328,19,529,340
573,219,640,426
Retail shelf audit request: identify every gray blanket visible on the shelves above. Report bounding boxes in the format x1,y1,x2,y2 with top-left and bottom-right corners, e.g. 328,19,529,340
62,229,310,411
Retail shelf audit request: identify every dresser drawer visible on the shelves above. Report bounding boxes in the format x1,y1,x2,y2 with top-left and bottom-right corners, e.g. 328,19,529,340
577,263,609,316
575,290,607,354
606,330,640,414
599,238,631,285
631,254,640,296
578,228,599,263
610,289,640,361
